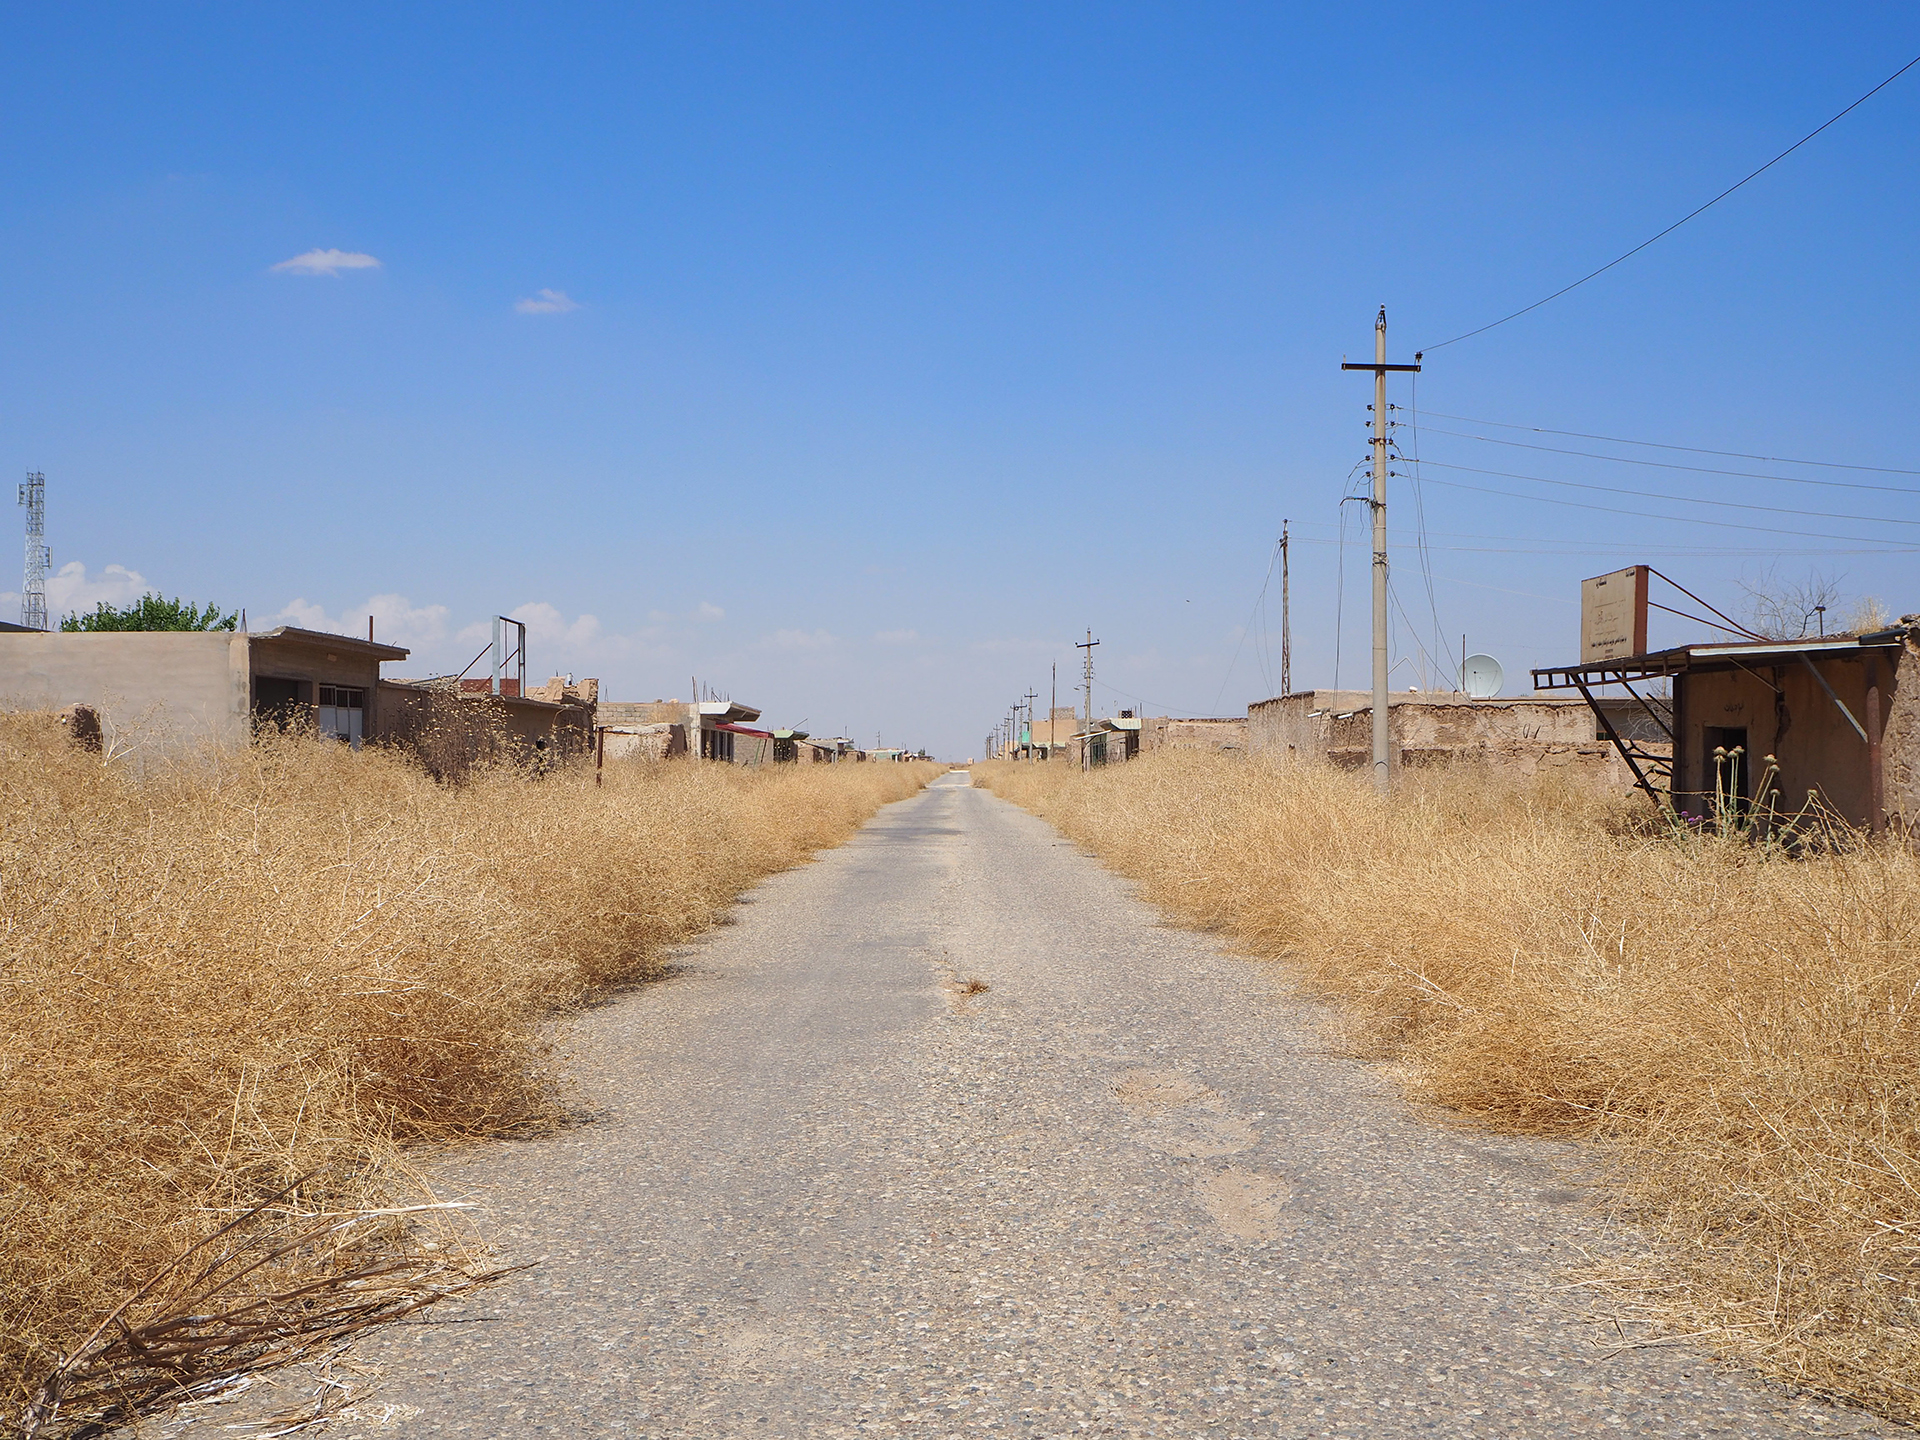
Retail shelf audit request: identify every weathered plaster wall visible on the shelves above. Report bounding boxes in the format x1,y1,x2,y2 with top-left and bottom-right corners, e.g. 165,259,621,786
1883,631,1920,830
0,631,249,751
1247,691,1599,775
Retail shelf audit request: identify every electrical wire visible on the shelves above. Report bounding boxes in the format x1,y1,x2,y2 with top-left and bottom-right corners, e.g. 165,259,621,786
1419,52,1920,353
1411,457,1920,527
1397,376,1460,687
1213,532,1287,711
1411,409,1920,477
1333,491,1351,689
1296,536,1918,556
1387,578,1449,691
1407,420,1920,495
1407,469,1897,545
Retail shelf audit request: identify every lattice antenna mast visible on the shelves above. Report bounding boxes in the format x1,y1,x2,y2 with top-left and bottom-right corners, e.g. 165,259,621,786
18,472,48,630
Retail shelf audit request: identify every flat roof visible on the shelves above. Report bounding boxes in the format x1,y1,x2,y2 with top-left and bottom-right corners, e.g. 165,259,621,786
1533,631,1907,689
695,700,763,723
251,625,410,662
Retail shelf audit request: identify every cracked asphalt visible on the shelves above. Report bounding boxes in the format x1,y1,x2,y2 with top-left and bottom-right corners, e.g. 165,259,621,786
331,771,1890,1437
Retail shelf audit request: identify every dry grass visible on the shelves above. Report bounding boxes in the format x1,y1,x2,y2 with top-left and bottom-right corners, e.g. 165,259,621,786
975,753,1920,1421
0,711,936,1433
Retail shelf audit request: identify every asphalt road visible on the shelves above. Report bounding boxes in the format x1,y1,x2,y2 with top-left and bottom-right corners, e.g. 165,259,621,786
328,772,1886,1438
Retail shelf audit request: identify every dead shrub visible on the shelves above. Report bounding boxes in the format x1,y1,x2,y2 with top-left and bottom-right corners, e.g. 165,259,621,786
0,710,935,1434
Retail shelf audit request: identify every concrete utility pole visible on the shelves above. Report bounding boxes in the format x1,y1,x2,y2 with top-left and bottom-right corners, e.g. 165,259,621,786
1082,629,1098,733
1342,308,1419,790
1279,519,1291,698
1076,630,1100,769
1023,689,1037,759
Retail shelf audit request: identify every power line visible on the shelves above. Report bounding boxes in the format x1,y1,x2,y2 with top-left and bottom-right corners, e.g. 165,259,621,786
1268,513,1917,554
1215,529,1288,710
1397,377,1459,687
1419,52,1920,354
1408,469,1896,546
1295,536,1918,556
1411,409,1920,477
1410,419,1920,494
1411,457,1920,528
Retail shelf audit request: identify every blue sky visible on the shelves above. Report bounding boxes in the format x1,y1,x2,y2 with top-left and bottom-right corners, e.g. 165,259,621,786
3,4,1916,757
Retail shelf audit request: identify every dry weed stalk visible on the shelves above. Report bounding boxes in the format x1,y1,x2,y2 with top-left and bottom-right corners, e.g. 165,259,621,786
21,1168,510,1439
0,711,936,1434
976,753,1920,1422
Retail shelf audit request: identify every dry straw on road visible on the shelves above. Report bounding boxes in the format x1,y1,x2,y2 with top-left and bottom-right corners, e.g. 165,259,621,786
977,753,1920,1424
0,712,935,1435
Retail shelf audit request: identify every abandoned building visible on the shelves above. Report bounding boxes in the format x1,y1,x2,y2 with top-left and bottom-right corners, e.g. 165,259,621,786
1057,711,1250,767
0,625,409,752
1534,616,1920,830
1139,715,1249,754
1245,688,1633,783
376,674,594,771
593,698,771,764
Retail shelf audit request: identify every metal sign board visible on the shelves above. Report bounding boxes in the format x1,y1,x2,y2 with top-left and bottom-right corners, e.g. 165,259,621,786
1581,565,1649,662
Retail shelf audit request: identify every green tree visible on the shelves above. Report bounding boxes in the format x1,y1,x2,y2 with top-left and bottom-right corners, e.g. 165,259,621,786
60,594,239,632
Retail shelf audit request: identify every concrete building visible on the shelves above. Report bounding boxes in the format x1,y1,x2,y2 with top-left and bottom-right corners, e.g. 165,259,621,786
377,676,593,775
1139,715,1248,754
1246,688,1630,783
594,698,769,764
0,626,408,753
1534,617,1920,830
1058,711,1249,767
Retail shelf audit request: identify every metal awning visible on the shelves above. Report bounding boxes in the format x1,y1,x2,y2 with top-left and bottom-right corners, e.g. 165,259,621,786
1533,634,1902,692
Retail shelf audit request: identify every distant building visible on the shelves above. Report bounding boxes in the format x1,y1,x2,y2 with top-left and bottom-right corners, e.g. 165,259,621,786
1245,689,1632,784
1062,711,1248,767
378,673,593,775
594,698,770,765
1139,715,1247,754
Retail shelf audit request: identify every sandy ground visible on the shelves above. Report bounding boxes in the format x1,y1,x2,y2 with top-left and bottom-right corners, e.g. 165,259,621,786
140,772,1894,1438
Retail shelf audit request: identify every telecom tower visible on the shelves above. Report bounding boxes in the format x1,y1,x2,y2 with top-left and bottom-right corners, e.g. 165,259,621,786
18,472,48,631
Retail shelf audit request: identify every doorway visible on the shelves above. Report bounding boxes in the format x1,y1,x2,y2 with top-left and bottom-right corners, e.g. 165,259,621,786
1703,725,1749,817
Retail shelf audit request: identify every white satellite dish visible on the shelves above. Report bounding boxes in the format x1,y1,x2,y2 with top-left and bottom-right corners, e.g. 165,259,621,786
1462,653,1504,700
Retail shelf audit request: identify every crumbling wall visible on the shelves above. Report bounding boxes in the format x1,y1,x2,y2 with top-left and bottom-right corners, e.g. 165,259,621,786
1146,717,1247,753
1882,622,1920,832
602,722,684,762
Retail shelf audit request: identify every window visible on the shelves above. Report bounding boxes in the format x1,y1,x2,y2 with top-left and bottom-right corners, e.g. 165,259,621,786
252,675,308,732
318,685,366,748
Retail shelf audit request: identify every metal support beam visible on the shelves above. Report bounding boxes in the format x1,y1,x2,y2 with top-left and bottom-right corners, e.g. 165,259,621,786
1575,678,1664,804
1798,653,1869,743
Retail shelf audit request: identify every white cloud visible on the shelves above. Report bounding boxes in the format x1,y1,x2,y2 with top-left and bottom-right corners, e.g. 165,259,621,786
275,594,449,648
49,561,149,616
694,601,725,623
460,602,602,652
514,288,579,315
271,248,382,276
873,628,919,645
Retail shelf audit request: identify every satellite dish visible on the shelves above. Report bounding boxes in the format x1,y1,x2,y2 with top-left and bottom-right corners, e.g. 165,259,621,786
1463,653,1504,699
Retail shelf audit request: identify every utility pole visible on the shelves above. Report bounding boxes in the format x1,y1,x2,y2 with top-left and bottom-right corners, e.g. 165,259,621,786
1076,630,1100,771
1342,308,1419,790
1279,519,1291,698
1022,689,1037,760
